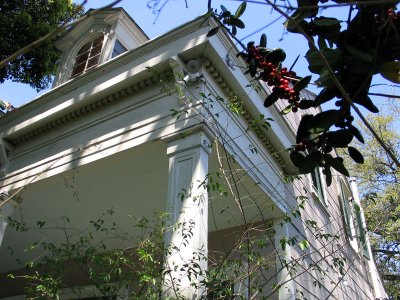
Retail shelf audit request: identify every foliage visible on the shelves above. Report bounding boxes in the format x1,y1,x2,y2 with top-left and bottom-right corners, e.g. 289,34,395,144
0,0,78,91
207,0,400,184
345,103,400,298
7,210,168,299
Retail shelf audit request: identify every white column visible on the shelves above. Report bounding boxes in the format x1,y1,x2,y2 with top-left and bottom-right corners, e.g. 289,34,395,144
349,178,388,300
163,131,212,299
274,220,296,300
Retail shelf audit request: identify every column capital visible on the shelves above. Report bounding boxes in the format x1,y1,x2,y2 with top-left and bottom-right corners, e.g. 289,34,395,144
166,127,214,156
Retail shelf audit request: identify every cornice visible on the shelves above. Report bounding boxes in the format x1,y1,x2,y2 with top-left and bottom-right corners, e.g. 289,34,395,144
202,58,285,168
6,70,172,147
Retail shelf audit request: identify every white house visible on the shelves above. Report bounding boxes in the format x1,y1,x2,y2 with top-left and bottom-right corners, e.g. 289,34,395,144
0,8,387,300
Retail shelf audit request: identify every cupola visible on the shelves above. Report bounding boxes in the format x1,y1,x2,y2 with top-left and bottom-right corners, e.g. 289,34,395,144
52,8,148,87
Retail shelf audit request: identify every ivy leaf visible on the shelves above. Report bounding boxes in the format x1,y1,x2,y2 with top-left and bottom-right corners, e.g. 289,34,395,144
348,146,364,164
308,110,341,134
264,90,280,107
296,114,314,143
260,33,267,48
298,152,323,174
324,154,349,177
348,124,364,143
293,75,312,92
380,61,400,84
325,129,354,148
235,1,247,18
207,27,220,37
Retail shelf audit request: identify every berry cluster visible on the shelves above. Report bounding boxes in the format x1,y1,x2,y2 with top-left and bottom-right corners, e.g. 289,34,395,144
241,43,301,112
374,8,400,26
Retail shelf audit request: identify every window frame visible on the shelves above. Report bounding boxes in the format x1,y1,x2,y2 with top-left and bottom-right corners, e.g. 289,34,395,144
70,35,105,79
309,167,328,210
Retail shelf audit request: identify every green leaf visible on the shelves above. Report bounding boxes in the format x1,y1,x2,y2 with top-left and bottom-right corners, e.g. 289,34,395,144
281,104,293,115
232,18,245,29
290,150,306,167
285,1,318,32
296,114,314,143
313,17,341,40
249,57,257,77
324,154,349,177
306,48,343,74
379,61,400,83
220,5,228,12
264,90,280,107
348,124,364,143
232,26,237,36
266,48,286,63
318,37,328,50
207,27,220,37
313,88,337,106
260,33,267,48
323,165,332,186
315,69,340,89
235,1,247,18
313,17,340,27
348,146,364,164
353,95,379,113
325,129,354,148
309,110,341,134
293,75,312,92
299,240,310,250
298,99,314,109
347,46,373,63
298,152,323,174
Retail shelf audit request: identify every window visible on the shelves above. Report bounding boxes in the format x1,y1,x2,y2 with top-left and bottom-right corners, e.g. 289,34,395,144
111,39,127,58
311,167,326,205
71,35,104,78
354,203,370,259
339,181,353,239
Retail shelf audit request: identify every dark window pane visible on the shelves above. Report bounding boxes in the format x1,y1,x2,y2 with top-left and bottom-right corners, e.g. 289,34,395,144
112,39,127,58
71,63,85,77
87,55,100,69
77,43,91,55
71,35,104,78
90,44,102,57
75,52,89,65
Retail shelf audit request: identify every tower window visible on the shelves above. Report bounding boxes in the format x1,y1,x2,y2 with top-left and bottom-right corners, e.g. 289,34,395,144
112,39,127,58
71,35,104,78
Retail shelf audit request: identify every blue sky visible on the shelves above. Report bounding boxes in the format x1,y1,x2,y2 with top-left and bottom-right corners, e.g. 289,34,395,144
0,0,396,111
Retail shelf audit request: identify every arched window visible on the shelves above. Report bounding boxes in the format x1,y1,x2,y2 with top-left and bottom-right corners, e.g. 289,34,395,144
71,35,104,78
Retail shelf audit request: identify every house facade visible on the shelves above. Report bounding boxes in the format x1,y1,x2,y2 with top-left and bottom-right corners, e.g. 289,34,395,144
0,8,387,299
